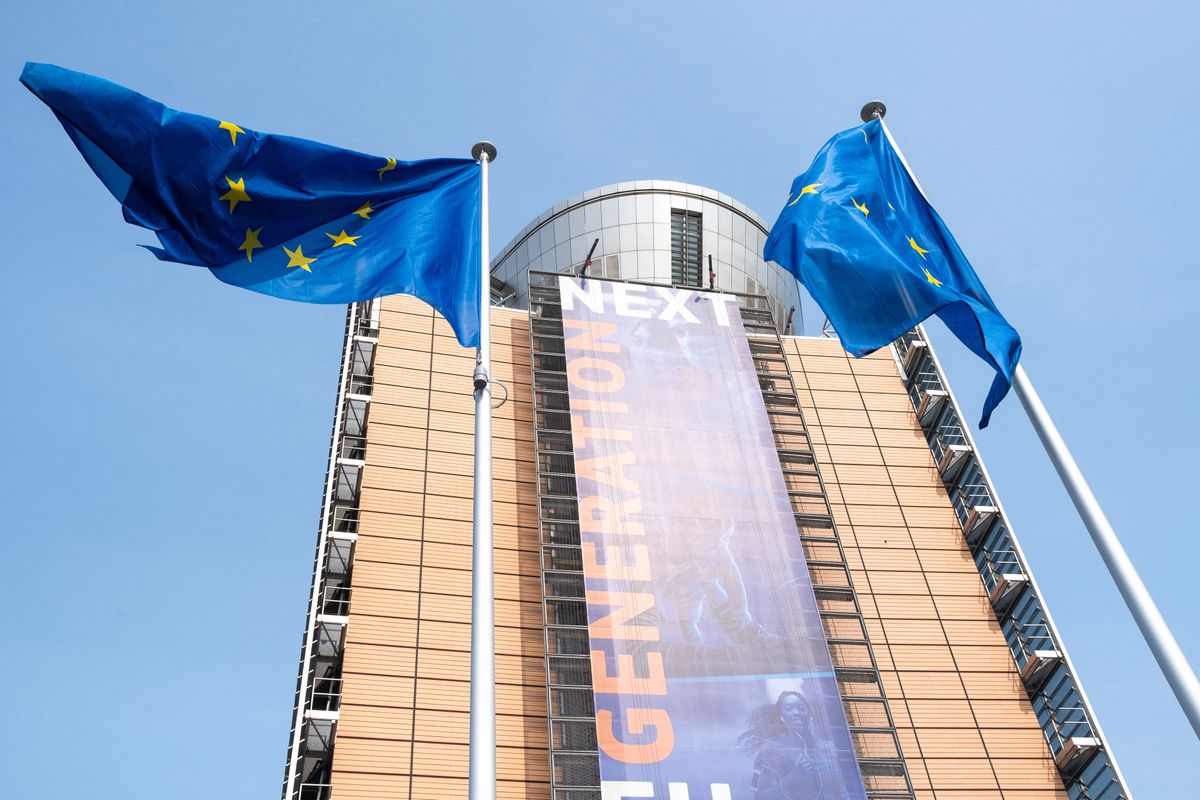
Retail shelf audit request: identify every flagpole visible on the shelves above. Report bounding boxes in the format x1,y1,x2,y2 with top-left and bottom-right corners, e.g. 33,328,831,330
863,102,1200,738
1011,364,1200,736
469,140,498,800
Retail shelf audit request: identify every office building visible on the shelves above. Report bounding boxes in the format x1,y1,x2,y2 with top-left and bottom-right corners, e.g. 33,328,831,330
281,181,1130,800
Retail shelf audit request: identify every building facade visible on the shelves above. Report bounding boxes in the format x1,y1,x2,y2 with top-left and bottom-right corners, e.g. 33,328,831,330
281,184,1131,800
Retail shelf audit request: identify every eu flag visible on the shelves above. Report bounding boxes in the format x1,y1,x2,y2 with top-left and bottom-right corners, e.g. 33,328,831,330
20,63,482,347
764,119,1021,427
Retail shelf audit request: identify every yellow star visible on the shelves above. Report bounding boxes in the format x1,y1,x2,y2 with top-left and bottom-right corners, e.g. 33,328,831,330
377,158,396,180
326,230,361,247
923,267,943,287
851,198,869,217
219,176,251,213
786,182,822,206
284,244,317,273
239,227,263,262
908,236,930,260
353,201,374,220
219,121,245,146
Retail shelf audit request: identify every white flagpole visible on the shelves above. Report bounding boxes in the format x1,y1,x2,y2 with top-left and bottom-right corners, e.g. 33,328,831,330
864,102,1200,738
469,140,498,799
1011,364,1200,736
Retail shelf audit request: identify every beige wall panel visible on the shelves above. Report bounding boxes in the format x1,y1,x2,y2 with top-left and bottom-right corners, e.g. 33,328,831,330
332,771,410,800
905,699,979,728
825,444,885,465
365,442,427,471
337,703,415,740
922,757,1001,790
343,643,418,678
374,365,434,391
901,505,963,528
989,758,1067,790
845,504,907,527
856,571,936,596
821,426,884,447
360,487,426,518
932,594,997,621
892,485,952,508
371,404,432,429
859,547,922,572
847,527,914,549
879,619,950,645
881,447,941,467
982,728,1062,758
907,729,984,762
853,374,908,394
959,672,1026,700
351,586,420,618
916,548,979,574
358,511,423,542
941,619,1005,646
970,699,1044,729
831,463,891,485
868,409,923,430
414,649,544,687
896,671,968,700
333,736,414,774
373,382,430,409
888,644,958,671
347,614,418,647
907,526,970,551
808,389,867,410
951,646,1024,672
416,619,544,658
805,371,861,392
410,742,549,783
368,421,430,450
789,337,842,356
924,571,992,596
410,709,549,749
796,354,853,373
410,776,551,800
860,391,916,412
414,678,547,716
341,673,415,707
869,593,939,619
355,534,422,566
363,465,428,494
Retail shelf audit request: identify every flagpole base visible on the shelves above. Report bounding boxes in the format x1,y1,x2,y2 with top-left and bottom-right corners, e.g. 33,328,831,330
860,101,887,122
471,141,498,162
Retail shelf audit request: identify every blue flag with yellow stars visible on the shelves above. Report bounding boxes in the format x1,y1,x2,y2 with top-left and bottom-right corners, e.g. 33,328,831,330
20,62,482,347
764,119,1021,427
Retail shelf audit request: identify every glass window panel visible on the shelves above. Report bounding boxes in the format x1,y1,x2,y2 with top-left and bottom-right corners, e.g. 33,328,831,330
636,222,654,251
540,225,555,255
602,226,620,254
618,224,636,252
600,197,619,228
635,194,653,222
568,208,585,238
554,215,570,245
618,195,636,224
555,241,571,270
583,202,601,232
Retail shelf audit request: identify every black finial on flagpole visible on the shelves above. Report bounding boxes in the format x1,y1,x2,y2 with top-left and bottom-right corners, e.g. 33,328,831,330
471,141,497,162
860,101,887,122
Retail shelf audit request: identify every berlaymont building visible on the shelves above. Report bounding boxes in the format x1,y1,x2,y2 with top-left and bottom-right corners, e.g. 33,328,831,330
278,180,1131,800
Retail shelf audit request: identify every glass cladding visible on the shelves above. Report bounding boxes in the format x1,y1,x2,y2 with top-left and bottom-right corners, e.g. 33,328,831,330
669,208,703,286
490,181,804,332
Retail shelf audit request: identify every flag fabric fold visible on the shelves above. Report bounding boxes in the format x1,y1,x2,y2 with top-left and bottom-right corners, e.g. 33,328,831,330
763,119,1021,427
20,62,482,347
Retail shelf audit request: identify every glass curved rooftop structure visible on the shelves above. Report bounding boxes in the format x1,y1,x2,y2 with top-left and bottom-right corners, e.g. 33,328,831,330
490,180,803,334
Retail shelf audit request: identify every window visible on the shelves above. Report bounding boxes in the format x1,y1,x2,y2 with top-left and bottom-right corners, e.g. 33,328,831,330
670,209,703,287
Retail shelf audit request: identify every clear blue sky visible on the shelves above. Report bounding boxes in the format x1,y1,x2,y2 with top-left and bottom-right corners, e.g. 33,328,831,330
2,2,1196,797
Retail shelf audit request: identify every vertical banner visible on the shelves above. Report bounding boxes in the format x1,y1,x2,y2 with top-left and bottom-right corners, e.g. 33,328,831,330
560,276,866,800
